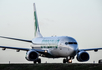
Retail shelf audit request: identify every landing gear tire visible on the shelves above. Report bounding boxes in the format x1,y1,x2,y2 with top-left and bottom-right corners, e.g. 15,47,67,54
33,58,41,64
38,58,41,63
63,59,66,63
34,61,36,64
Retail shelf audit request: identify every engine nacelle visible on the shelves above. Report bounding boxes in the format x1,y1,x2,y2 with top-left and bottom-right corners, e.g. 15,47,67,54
25,50,39,61
76,51,90,62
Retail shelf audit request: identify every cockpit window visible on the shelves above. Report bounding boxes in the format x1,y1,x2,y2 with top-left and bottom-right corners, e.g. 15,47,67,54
73,42,77,44
65,42,77,45
65,42,69,45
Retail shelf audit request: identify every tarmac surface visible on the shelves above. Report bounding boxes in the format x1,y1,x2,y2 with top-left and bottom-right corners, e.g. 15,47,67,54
0,63,102,70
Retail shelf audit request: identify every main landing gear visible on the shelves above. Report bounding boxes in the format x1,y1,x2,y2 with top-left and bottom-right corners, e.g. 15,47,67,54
63,57,73,63
33,58,41,64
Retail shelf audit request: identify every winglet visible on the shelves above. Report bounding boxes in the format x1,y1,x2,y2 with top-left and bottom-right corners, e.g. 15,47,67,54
33,3,43,38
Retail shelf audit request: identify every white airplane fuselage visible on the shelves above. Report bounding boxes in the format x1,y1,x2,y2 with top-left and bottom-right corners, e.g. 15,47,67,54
32,36,78,58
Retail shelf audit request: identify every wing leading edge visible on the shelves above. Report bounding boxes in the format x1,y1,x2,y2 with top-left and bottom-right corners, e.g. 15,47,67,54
79,48,102,52
0,36,51,56
0,46,50,56
0,46,30,51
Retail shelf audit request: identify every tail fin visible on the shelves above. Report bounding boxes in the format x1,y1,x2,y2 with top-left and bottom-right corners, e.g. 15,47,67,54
33,3,43,37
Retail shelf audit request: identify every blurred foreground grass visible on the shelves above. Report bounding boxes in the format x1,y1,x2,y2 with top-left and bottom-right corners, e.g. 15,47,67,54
0,63,102,70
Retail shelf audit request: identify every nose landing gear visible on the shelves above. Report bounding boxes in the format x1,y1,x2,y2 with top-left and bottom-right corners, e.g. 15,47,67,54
63,57,73,63
63,59,72,63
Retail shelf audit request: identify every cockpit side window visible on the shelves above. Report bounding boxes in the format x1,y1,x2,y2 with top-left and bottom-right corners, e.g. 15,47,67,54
73,42,77,44
65,42,77,45
65,42,69,45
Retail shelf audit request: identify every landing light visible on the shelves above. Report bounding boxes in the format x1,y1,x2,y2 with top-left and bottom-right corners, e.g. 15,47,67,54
44,50,48,53
68,59,72,63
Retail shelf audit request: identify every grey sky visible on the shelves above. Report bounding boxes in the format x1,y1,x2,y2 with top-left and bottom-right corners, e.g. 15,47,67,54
0,0,102,63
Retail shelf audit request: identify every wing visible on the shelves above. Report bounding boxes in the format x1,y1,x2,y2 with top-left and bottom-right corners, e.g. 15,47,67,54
0,36,50,56
0,46,49,55
79,48,102,52
0,46,30,51
0,36,32,43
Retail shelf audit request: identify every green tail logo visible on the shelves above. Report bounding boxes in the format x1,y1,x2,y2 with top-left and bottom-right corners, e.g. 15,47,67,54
33,3,42,37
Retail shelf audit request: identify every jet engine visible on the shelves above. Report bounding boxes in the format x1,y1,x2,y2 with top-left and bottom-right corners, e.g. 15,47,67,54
76,51,89,62
25,50,39,61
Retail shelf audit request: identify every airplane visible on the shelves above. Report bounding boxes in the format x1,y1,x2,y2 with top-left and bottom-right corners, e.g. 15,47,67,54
0,3,102,63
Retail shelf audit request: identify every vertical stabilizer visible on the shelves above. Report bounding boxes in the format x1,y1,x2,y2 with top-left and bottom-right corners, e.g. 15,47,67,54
33,3,43,37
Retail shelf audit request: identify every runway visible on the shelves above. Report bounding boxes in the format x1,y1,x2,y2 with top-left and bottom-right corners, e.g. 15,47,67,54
0,63,102,70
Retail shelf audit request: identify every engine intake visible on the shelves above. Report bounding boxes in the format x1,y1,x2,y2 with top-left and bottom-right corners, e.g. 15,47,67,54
25,50,38,61
76,51,89,62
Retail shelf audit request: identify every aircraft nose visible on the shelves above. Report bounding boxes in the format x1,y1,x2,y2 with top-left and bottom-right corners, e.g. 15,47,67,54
69,45,78,56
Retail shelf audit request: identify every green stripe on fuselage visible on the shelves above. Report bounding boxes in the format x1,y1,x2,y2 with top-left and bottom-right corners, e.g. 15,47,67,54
41,46,58,48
